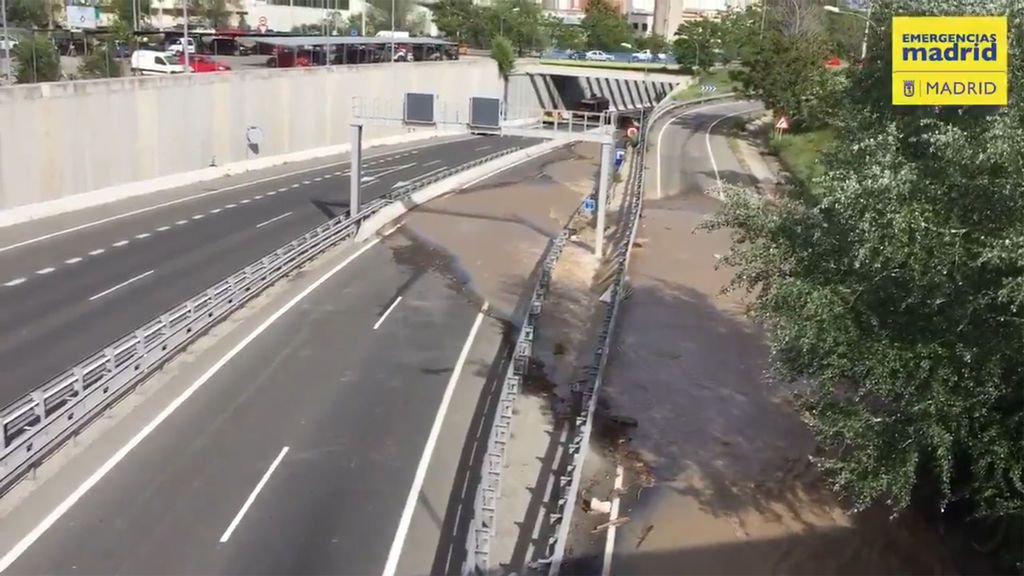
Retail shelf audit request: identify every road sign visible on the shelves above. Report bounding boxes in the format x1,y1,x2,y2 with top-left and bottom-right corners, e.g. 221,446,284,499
625,126,638,140
614,148,625,170
351,28,359,36
582,196,596,214
699,84,717,93
775,116,790,131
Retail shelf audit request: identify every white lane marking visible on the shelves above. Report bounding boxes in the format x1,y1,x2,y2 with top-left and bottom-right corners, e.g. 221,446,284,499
290,184,299,189
423,159,441,167
219,446,290,544
706,107,761,187
176,220,188,225
88,249,105,256
65,257,83,264
323,174,333,179
332,170,342,175
474,145,491,151
192,214,205,220
0,138,466,256
156,226,171,232
601,464,625,576
210,208,222,214
313,177,323,182
255,211,293,229
381,301,490,576
254,195,263,200
277,187,288,192
266,191,276,196
302,181,310,185
372,296,403,330
364,162,417,176
112,240,129,247
225,204,237,209
35,267,56,275
0,236,388,573
135,233,151,239
240,199,252,204
655,101,742,200
88,270,155,302
3,278,26,287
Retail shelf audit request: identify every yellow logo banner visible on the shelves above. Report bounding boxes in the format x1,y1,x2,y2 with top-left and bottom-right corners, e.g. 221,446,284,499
891,16,1008,106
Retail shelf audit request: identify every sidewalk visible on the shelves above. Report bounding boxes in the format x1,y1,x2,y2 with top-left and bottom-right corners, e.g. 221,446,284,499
563,180,956,573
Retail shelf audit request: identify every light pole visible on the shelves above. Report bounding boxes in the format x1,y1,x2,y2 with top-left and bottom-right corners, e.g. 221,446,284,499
390,0,395,61
823,3,874,61
1,0,9,82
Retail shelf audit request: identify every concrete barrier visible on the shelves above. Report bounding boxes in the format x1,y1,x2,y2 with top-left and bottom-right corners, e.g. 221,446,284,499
0,59,502,215
356,139,570,242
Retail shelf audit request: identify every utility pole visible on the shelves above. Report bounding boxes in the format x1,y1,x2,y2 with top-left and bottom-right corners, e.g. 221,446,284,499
182,0,190,72
1,0,9,83
390,0,396,61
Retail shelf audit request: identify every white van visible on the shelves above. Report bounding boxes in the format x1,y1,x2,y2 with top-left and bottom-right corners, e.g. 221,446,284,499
166,37,196,54
130,50,186,75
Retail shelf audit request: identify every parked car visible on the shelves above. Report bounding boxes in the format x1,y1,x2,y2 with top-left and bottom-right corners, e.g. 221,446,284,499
166,37,196,55
567,50,586,60
266,47,312,68
177,54,231,72
130,50,186,75
584,50,613,62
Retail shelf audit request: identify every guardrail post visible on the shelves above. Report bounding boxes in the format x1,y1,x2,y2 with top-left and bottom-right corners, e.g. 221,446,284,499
595,141,612,259
350,123,362,217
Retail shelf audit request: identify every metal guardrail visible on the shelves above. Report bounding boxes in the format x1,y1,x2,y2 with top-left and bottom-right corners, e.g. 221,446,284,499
538,93,739,574
462,190,589,576
0,145,523,495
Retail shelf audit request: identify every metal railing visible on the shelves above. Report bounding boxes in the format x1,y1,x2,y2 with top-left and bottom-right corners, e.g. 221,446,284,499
538,93,739,574
0,145,523,495
462,190,590,575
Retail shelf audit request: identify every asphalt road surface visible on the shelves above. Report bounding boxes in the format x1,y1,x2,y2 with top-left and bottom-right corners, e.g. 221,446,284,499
0,135,535,407
0,148,572,576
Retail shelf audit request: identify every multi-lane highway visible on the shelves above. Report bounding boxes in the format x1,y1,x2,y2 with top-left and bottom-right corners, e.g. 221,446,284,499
0,145,587,576
0,135,536,406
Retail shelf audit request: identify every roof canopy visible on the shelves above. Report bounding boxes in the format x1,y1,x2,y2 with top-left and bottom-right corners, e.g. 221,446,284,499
243,35,456,48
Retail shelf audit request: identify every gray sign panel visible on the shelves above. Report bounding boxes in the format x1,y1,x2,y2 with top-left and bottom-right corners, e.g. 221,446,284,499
469,97,501,129
404,92,435,125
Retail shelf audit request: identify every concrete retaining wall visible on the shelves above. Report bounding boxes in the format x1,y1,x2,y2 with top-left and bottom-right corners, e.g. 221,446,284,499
506,72,681,115
0,59,502,212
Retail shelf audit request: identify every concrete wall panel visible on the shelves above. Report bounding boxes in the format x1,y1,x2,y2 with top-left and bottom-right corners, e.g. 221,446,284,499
0,59,501,211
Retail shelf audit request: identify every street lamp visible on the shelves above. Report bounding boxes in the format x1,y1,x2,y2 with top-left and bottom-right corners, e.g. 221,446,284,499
823,3,874,61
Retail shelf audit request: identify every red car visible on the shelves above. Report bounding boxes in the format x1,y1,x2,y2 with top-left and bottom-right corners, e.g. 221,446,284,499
178,55,231,73
266,47,312,68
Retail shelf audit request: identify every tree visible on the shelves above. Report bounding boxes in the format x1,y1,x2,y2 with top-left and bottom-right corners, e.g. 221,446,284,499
702,0,1023,551
491,0,544,56
490,34,514,78
365,0,420,33
580,0,631,51
202,0,231,29
717,5,762,63
79,45,124,79
732,26,833,128
112,0,151,28
11,35,60,83
4,0,47,27
672,18,721,70
635,33,669,54
430,0,480,41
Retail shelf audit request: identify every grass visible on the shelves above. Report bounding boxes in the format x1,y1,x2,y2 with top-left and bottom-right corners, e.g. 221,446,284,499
537,58,680,72
768,128,835,189
672,68,741,100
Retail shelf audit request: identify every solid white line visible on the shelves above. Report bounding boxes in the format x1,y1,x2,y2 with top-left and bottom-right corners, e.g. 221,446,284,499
112,240,129,247
381,301,489,576
0,237,385,573
655,101,742,200
255,211,293,229
88,270,154,302
35,267,55,275
372,296,402,330
601,464,625,576
0,138,464,256
135,233,151,239
706,107,761,187
422,159,441,167
88,249,105,255
156,226,171,232
219,446,290,544
3,278,25,287
65,257,83,264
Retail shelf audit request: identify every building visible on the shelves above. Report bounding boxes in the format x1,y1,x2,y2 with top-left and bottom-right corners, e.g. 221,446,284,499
652,0,757,38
